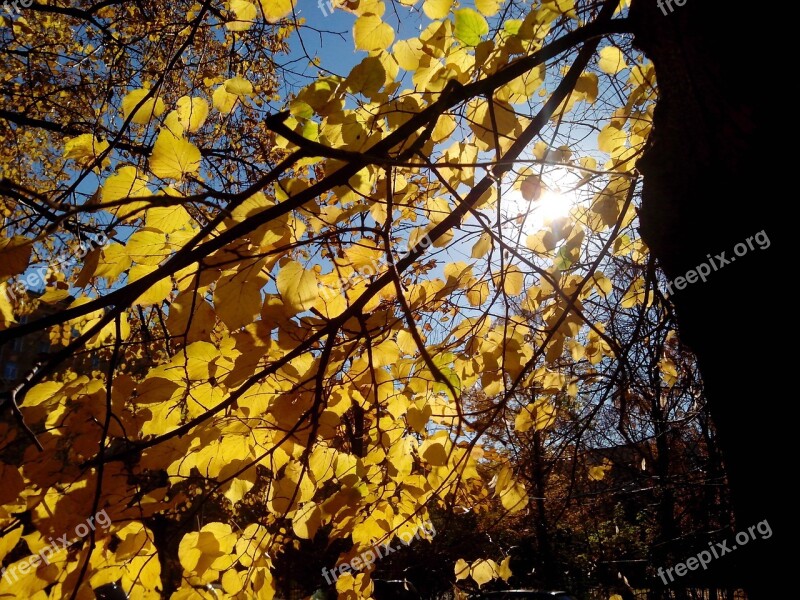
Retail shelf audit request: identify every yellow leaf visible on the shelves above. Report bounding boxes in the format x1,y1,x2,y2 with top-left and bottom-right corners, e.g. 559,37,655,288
342,238,383,270
150,131,201,180
544,0,576,15
178,522,237,575
162,109,185,137
268,463,315,513
423,0,452,19
292,501,322,539
454,558,470,581
145,205,192,233
260,0,294,22
126,229,168,266
63,133,109,163
0,236,32,279
475,0,499,16
420,439,448,466
102,166,150,202
222,569,245,595
502,265,524,296
393,38,425,71
470,559,498,587
660,357,678,386
621,276,645,308
521,175,543,201
0,527,22,563
351,0,386,15
309,445,337,482
471,232,492,259
227,0,257,30
574,72,599,105
214,268,268,329
0,284,15,326
176,96,209,132
589,459,613,481
499,481,528,514
344,56,386,97
598,122,627,153
466,279,488,307
224,76,254,96
354,15,395,51
598,46,627,74
95,243,132,279
129,264,172,306
396,330,418,355
515,400,557,432
593,272,613,297
213,84,239,114
276,260,319,315
454,8,489,47
121,88,165,124
371,339,400,367
497,555,513,581
224,477,255,504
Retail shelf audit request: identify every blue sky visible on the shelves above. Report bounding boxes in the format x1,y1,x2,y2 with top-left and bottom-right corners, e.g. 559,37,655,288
285,1,424,79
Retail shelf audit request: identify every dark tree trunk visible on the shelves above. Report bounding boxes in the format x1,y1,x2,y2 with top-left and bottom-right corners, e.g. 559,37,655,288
630,0,790,596
650,387,679,585
531,430,556,586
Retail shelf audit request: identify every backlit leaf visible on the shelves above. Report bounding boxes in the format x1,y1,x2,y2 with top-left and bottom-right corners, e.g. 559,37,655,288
454,9,488,47
276,260,319,315
150,131,201,180
354,15,395,51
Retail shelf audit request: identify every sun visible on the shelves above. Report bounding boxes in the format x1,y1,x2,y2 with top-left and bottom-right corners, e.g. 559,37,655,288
500,177,582,236
534,188,575,223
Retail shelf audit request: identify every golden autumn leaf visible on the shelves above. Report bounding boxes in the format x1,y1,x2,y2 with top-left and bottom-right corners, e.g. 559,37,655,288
276,260,319,315
0,236,32,279
354,15,395,51
149,130,201,180
228,0,258,31
454,557,470,580
121,87,166,124
224,76,254,96
589,460,613,481
63,133,109,163
175,96,209,132
292,501,322,539
471,232,492,259
423,0,452,19
260,0,294,22
470,558,498,587
213,84,240,114
598,46,628,74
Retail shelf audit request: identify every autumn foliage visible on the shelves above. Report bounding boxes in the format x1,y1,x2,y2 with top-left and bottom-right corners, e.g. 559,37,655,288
0,0,732,598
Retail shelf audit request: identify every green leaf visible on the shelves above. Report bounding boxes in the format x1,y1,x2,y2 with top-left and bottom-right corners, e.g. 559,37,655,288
454,8,488,47
503,19,522,35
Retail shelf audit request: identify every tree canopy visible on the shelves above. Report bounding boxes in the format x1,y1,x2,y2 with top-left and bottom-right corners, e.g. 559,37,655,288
0,0,754,598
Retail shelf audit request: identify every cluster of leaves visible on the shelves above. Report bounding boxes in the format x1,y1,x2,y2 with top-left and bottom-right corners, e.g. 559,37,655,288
0,0,671,598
